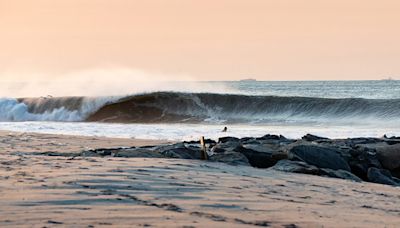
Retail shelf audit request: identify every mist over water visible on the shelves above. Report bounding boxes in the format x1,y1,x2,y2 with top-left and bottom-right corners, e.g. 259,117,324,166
0,68,237,97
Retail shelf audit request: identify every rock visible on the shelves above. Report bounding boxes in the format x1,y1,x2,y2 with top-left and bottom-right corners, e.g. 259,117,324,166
376,144,400,171
183,139,216,144
210,144,227,153
210,140,242,153
256,134,286,140
209,152,250,166
367,167,400,186
270,160,319,175
348,148,382,180
288,145,351,171
156,143,202,159
113,148,164,158
234,144,287,168
239,137,260,144
155,143,185,152
348,162,369,180
302,134,329,142
320,168,362,182
218,137,240,143
388,136,400,139
241,144,279,154
161,147,201,159
347,138,385,145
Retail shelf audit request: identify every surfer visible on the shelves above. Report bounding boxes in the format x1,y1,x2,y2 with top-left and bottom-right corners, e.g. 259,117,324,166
222,126,228,132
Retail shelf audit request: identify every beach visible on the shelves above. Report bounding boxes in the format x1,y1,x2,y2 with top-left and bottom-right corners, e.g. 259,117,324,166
0,130,172,154
3,0,400,226
1,130,400,227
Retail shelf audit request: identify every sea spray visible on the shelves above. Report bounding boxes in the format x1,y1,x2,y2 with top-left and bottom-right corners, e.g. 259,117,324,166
0,96,119,122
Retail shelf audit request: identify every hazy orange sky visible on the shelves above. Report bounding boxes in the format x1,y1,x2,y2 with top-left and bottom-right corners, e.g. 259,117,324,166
1,0,400,81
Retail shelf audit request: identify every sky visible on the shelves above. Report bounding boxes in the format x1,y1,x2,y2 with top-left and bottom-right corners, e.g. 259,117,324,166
1,0,400,85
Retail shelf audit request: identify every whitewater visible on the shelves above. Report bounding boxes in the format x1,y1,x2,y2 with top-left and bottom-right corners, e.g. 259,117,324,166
1,80,399,140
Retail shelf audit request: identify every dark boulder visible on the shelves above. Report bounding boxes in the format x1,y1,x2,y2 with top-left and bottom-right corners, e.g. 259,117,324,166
210,140,242,153
288,145,351,171
234,144,287,168
347,138,385,145
256,134,286,140
157,143,202,159
302,134,329,142
271,160,361,182
209,152,250,166
161,147,201,159
348,148,382,180
367,167,400,186
270,160,319,175
239,137,260,144
376,144,400,171
320,168,362,182
183,139,216,144
218,136,240,143
387,136,400,139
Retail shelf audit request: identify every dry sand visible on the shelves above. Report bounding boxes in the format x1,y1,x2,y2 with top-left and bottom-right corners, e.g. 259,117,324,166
0,130,399,227
0,130,172,154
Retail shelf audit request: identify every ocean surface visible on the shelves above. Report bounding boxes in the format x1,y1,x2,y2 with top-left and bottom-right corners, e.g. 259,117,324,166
1,80,399,140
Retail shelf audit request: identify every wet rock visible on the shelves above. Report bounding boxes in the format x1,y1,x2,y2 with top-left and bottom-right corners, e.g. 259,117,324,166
271,160,361,182
218,137,240,143
234,144,287,168
256,134,286,141
161,147,201,159
348,138,385,145
239,137,260,144
302,134,329,142
210,144,227,153
210,140,242,154
320,168,362,182
209,152,250,166
270,160,319,175
367,167,400,186
376,144,400,171
183,139,216,144
289,145,351,171
347,148,382,180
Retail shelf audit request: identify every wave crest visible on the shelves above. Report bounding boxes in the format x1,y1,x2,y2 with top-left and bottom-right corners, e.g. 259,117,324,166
1,92,399,124
87,92,400,124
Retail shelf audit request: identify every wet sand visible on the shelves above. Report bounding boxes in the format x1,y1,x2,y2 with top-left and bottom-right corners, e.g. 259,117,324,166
1,131,399,227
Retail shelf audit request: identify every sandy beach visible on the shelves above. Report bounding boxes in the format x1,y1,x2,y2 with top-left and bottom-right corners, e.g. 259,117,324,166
3,0,400,227
0,130,172,154
1,130,399,227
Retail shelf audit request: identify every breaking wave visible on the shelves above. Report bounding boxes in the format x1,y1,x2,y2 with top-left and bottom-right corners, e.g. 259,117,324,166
0,96,117,122
1,92,399,125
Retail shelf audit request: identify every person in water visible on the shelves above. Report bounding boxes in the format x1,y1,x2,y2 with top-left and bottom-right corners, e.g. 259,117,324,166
222,126,228,132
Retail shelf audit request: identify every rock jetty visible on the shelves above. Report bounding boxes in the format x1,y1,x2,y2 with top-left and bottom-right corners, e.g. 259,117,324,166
79,134,400,187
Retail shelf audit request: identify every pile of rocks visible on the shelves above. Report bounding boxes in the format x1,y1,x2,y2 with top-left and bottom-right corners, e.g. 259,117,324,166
81,134,400,187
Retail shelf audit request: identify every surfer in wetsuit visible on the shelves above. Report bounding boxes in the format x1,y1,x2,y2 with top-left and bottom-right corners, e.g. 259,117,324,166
222,126,228,132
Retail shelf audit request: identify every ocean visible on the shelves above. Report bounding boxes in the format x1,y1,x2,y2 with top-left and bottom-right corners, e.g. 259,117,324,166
1,80,399,140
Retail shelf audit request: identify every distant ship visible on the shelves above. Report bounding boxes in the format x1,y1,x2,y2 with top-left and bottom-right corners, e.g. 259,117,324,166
381,77,394,81
239,78,257,82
